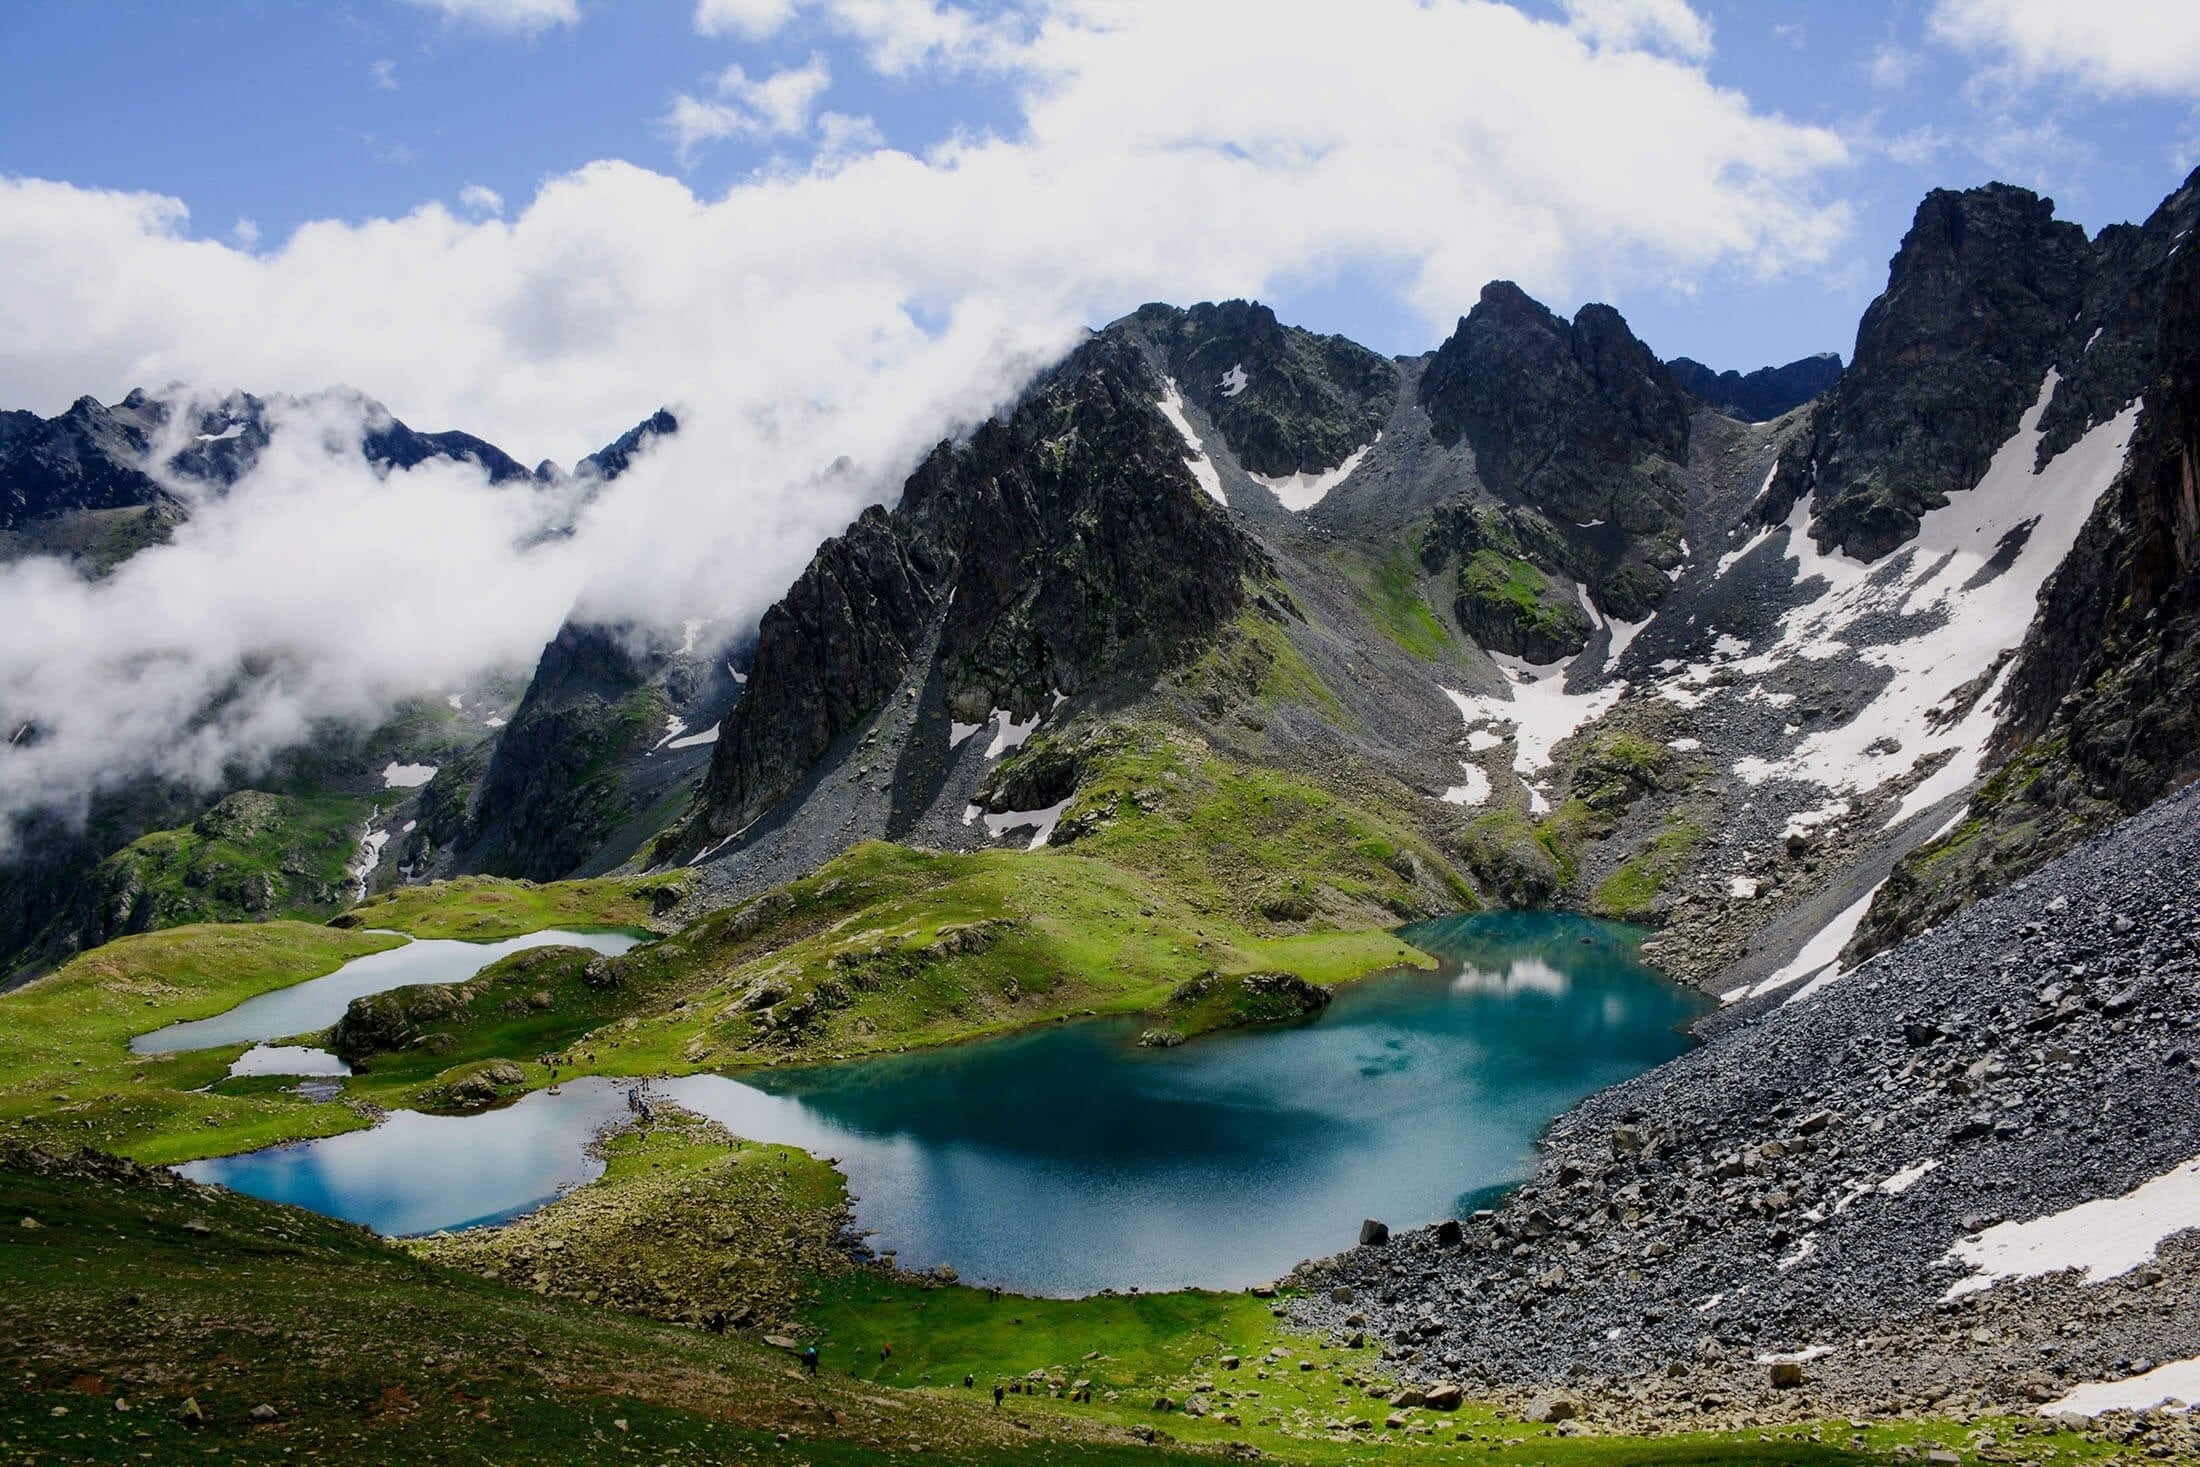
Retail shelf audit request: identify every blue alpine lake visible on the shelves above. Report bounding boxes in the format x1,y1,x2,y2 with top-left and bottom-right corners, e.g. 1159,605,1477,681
177,910,1708,1294
133,928,645,1054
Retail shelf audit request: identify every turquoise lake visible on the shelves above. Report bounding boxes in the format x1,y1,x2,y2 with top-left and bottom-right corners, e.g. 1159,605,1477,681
179,910,1708,1294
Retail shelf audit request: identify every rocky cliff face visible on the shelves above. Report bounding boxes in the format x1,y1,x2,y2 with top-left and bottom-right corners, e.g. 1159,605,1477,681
425,618,737,882
1765,174,2200,562
1130,300,1396,476
1666,353,1842,422
0,394,173,530
1420,283,1691,527
1853,181,2200,956
680,334,1268,844
1410,284,1694,645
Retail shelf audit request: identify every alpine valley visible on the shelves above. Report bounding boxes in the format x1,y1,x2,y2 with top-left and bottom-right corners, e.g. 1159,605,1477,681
8,163,2200,1467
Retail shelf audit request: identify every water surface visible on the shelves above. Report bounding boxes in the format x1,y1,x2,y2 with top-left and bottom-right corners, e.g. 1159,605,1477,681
179,911,1706,1291
180,1080,635,1233
134,929,644,1054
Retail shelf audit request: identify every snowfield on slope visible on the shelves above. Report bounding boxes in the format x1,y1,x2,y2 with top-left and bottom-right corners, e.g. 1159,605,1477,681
1247,434,1378,512
1945,1153,2200,1300
1156,379,1226,505
1724,373,2140,826
1443,651,1624,815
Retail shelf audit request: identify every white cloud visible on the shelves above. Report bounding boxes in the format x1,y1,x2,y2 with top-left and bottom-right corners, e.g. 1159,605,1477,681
819,0,1022,75
1886,123,1953,167
403,0,581,34
230,217,261,250
459,183,506,216
1931,0,2200,96
1560,0,1712,60
693,0,798,38
1868,42,1919,91
690,0,1022,72
0,0,1849,841
371,58,400,91
664,55,834,164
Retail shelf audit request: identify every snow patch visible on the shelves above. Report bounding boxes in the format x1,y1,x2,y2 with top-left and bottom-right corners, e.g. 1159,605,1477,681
1442,764,1492,807
668,725,720,750
1247,434,1378,512
446,693,464,711
1880,1159,1940,1195
1219,363,1248,398
983,707,1042,758
653,715,689,750
1667,737,1702,752
484,715,506,728
2044,1356,2200,1417
1755,1344,1834,1364
1735,880,1882,1003
194,422,245,443
1441,653,1624,799
1157,379,1226,506
1946,1154,2200,1300
1782,800,1851,842
380,762,437,789
1605,612,1649,667
982,796,1073,851
352,825,390,903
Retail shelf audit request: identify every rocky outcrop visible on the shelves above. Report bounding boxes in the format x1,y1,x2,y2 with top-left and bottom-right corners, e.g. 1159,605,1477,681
331,983,469,1062
0,392,176,531
1130,299,1397,476
439,624,671,882
75,790,363,944
1762,176,2200,561
1420,283,1691,535
1666,353,1842,422
1852,174,2200,957
1413,285,1691,642
680,335,1267,844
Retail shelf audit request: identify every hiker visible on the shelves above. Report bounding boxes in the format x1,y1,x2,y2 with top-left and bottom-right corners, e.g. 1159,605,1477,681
879,1342,892,1363
802,1345,819,1377
993,1383,1005,1409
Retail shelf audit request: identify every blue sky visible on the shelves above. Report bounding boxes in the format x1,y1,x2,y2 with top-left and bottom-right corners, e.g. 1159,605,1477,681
4,0,2200,439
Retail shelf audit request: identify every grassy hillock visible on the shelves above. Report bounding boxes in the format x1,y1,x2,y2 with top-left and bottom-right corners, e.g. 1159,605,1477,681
0,922,405,1164
342,869,685,940
90,789,374,934
0,1142,1182,1465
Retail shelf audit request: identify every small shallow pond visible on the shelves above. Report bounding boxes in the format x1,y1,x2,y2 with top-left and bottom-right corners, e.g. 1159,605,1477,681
180,911,1706,1292
133,929,645,1055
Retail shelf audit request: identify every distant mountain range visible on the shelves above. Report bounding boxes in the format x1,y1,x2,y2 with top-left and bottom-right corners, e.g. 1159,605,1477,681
6,164,2199,1015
